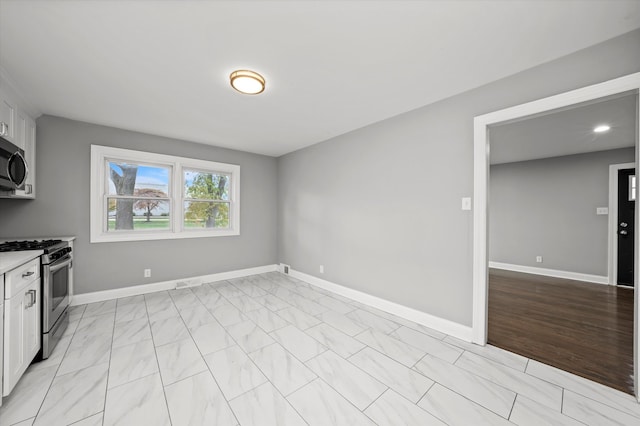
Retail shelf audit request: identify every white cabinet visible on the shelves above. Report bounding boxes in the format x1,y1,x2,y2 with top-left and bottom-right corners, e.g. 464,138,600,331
15,110,26,150
0,275,4,407
23,279,40,361
3,259,40,396
0,91,17,144
0,85,36,199
12,115,36,198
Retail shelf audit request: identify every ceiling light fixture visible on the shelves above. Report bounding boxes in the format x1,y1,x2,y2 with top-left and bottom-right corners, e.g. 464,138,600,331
229,70,265,95
593,124,611,133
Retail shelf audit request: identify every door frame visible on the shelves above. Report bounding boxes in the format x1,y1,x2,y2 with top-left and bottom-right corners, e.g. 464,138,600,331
472,72,640,398
609,163,636,286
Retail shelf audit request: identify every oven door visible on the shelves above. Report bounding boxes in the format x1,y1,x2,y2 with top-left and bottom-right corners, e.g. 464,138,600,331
42,254,71,332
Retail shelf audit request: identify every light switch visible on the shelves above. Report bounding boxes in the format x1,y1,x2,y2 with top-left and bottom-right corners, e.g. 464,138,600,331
596,207,609,215
461,197,472,211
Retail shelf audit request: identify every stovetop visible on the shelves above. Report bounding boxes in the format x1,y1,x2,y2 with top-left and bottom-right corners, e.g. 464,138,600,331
0,239,65,253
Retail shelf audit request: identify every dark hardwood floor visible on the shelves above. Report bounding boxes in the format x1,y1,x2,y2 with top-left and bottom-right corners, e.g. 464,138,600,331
488,268,634,394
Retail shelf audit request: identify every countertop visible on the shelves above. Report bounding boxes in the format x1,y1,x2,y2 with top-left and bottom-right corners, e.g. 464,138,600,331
0,250,43,275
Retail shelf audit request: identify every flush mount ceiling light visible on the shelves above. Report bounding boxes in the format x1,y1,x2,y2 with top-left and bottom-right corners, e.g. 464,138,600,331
229,70,265,95
593,124,611,133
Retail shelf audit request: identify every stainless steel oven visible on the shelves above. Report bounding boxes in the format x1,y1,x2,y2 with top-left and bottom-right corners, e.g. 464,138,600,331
41,244,72,359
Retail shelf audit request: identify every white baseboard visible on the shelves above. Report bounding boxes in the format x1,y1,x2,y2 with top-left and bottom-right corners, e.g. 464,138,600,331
286,267,473,342
489,261,609,285
70,264,278,306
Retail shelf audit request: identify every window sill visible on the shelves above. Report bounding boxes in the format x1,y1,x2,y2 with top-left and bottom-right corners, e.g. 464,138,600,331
90,228,240,243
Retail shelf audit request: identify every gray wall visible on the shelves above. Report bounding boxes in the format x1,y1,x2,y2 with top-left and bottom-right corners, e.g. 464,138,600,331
278,29,640,327
0,116,278,294
489,148,635,276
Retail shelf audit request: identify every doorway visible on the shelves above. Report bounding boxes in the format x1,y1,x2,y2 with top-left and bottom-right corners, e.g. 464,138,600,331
472,73,640,398
610,163,637,287
618,167,636,286
486,94,636,393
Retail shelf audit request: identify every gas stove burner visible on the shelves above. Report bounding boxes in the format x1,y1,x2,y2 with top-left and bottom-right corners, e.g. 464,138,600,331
0,239,64,252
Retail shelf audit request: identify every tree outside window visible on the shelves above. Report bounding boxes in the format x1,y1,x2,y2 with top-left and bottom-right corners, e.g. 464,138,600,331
107,162,170,231
184,170,230,229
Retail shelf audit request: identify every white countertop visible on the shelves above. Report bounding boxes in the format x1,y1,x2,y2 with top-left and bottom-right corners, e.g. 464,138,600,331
0,250,43,275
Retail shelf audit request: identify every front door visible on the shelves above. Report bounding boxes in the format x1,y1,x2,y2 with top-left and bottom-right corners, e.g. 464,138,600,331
617,168,635,286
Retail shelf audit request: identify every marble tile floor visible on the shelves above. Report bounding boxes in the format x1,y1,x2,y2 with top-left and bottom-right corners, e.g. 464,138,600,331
1,271,639,425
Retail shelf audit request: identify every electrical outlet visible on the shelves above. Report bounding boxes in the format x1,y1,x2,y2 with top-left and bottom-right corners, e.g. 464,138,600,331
536,256,543,263
319,265,324,274
144,268,151,278
461,197,472,211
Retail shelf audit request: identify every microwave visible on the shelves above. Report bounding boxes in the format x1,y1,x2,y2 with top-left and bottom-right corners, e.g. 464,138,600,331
0,135,27,190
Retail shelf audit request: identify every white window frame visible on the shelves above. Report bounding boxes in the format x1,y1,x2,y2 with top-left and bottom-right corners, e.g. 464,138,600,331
90,145,240,243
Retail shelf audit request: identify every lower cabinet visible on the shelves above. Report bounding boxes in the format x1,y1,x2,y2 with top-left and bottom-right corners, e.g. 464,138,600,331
0,275,4,406
3,279,40,396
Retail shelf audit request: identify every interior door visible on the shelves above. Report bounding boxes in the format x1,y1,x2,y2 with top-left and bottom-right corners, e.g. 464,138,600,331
617,168,635,286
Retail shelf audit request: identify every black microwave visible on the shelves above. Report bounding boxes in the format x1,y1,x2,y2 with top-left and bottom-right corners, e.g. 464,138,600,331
0,135,27,190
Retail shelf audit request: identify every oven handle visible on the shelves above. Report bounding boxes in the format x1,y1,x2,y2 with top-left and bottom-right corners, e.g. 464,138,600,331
49,255,72,273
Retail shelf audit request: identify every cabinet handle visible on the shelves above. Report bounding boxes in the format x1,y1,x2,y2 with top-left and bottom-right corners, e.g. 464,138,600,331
24,289,36,308
22,271,35,278
0,122,7,136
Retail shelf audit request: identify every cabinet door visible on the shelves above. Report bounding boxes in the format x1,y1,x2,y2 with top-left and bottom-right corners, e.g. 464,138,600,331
3,288,27,396
0,93,17,143
24,281,40,361
0,275,4,405
26,116,36,197
12,116,36,199
15,111,27,150
0,300,3,407
2,280,39,396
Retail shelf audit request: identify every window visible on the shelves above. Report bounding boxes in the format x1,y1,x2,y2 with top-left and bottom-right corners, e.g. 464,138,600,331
91,145,240,242
108,162,172,232
183,169,231,229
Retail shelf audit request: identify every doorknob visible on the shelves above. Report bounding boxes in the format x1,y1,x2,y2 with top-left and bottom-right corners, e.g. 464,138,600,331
620,222,628,228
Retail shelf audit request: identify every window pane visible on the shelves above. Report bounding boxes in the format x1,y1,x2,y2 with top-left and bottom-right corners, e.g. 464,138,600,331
183,201,229,229
108,198,170,231
108,162,170,196
184,170,230,200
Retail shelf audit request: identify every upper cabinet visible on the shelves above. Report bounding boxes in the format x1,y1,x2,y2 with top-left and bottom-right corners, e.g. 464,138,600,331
0,93,17,145
0,70,38,199
12,113,36,198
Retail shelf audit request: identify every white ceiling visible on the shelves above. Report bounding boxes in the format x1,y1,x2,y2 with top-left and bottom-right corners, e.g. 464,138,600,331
490,93,637,165
1,1,639,157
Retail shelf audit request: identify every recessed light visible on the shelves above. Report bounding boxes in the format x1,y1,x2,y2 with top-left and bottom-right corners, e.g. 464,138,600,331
230,70,265,95
593,124,611,133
